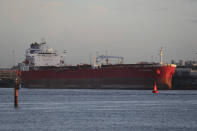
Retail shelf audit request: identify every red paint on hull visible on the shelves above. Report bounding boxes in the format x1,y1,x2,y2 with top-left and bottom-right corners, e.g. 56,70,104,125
21,64,176,89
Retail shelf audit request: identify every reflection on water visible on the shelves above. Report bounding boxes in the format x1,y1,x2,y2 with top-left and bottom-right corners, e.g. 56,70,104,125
0,88,197,131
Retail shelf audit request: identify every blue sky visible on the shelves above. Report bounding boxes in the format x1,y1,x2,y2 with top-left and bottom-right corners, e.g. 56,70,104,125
0,0,197,67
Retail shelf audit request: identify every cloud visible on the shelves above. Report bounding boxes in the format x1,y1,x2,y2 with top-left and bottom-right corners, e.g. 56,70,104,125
0,0,197,67
181,0,197,3
152,7,169,12
41,1,66,11
186,18,197,23
88,5,110,14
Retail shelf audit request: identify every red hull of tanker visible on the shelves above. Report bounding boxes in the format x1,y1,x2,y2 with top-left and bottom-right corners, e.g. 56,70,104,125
21,64,176,89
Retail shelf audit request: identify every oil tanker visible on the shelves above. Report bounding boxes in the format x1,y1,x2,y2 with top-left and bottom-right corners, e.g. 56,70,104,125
20,41,176,89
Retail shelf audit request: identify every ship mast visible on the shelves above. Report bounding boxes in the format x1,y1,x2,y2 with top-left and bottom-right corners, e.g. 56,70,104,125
160,47,163,65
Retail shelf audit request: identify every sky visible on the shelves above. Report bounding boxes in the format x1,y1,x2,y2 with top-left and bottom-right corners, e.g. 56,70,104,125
0,0,197,67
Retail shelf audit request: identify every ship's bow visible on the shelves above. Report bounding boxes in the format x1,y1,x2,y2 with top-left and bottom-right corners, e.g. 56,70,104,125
155,64,176,89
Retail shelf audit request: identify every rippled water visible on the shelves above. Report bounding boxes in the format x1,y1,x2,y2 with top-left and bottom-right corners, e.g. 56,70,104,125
0,88,197,131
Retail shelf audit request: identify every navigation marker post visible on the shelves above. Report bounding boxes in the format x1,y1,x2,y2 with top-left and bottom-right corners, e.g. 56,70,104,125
14,77,20,108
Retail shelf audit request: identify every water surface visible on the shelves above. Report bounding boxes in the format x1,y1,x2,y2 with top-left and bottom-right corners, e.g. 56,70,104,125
0,88,197,131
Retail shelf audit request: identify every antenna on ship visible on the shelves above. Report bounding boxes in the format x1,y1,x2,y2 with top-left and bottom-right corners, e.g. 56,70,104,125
105,51,109,65
63,50,67,54
89,53,92,65
12,50,15,68
41,38,46,44
160,47,163,65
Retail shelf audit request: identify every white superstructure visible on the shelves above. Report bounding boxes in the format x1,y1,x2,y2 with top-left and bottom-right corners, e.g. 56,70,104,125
25,41,65,67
